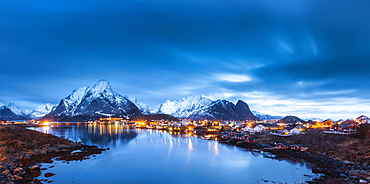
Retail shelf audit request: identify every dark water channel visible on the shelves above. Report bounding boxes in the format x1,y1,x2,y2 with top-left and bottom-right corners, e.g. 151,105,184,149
28,123,319,184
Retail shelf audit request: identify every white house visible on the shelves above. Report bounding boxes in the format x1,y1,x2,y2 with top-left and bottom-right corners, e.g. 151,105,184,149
357,115,370,124
171,122,182,127
284,127,300,135
242,126,254,133
253,124,266,133
181,120,191,126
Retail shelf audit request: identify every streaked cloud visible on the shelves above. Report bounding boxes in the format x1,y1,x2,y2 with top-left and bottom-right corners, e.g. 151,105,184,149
214,73,253,83
0,0,369,119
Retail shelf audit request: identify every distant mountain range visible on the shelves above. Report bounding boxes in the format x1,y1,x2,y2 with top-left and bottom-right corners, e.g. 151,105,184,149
0,103,54,120
252,111,283,120
0,79,282,121
157,95,258,120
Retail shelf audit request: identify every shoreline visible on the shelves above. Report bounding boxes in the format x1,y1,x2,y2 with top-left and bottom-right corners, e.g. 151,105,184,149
1,124,369,183
0,125,105,184
220,132,370,183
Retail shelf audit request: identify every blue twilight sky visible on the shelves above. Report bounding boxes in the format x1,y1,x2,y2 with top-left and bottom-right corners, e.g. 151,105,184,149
1,0,370,120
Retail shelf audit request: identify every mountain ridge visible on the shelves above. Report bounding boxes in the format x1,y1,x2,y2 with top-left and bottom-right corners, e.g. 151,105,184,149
43,80,143,121
157,95,258,121
0,80,282,121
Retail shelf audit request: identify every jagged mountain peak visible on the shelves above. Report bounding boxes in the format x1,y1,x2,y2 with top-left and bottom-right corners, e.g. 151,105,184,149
29,103,55,118
176,94,212,103
234,100,255,120
157,95,213,118
4,103,25,115
6,102,19,110
252,110,283,120
125,95,152,115
35,103,54,111
44,80,143,121
63,80,116,108
0,103,30,120
158,96,257,121
212,99,233,109
65,86,89,105
91,79,114,95
236,100,247,106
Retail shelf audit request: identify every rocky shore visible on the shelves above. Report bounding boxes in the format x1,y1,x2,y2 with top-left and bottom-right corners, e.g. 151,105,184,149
220,130,370,184
0,125,105,184
1,124,368,183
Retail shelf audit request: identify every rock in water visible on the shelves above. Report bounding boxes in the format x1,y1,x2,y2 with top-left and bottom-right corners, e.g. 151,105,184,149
44,173,55,177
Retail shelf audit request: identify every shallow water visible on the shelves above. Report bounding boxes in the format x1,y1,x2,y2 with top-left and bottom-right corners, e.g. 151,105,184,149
28,123,318,184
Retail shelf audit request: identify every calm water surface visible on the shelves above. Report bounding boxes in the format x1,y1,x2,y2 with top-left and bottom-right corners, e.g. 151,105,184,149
28,123,318,184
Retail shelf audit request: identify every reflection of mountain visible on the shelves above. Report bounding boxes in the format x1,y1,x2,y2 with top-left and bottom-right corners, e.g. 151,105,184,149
51,124,138,148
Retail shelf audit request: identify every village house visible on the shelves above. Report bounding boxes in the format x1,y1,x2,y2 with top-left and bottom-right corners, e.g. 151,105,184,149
273,143,291,150
331,123,359,133
290,144,308,151
321,119,334,128
241,125,254,133
304,120,316,128
294,124,305,131
180,120,192,126
233,133,250,141
336,119,345,124
283,127,301,135
241,124,266,134
253,124,266,133
261,123,280,131
171,122,182,127
0,120,11,125
356,115,370,124
245,138,254,143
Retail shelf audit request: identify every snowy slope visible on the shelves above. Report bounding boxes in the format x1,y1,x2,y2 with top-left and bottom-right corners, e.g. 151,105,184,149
29,103,55,118
157,95,257,120
157,95,213,118
125,95,152,115
0,103,30,120
5,103,26,116
252,111,283,120
45,79,142,121
0,102,55,120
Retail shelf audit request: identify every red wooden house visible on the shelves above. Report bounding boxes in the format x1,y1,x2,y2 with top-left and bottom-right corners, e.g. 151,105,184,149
273,143,291,150
234,134,249,141
290,144,308,151
245,138,254,143
220,132,235,139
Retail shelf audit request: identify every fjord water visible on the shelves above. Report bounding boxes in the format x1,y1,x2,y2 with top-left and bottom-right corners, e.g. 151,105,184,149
29,123,317,183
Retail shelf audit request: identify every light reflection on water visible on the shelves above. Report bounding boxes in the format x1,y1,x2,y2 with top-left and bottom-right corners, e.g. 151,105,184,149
28,123,319,184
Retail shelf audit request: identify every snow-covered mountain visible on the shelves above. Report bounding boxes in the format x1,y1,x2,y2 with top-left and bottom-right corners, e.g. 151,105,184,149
29,103,55,118
0,102,56,120
157,95,258,120
6,103,25,115
125,95,152,115
157,95,213,118
44,80,143,121
252,111,283,120
0,103,30,120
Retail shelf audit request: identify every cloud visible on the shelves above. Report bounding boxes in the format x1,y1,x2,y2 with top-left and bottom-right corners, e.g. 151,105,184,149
0,0,370,119
214,73,253,83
